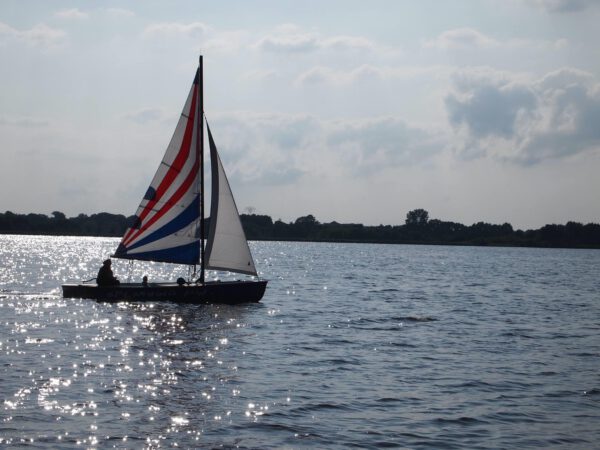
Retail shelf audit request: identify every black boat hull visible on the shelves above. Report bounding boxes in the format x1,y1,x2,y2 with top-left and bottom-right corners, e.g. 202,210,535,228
62,280,267,304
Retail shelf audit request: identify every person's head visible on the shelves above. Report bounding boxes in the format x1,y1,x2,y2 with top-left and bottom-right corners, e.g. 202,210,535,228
103,259,111,266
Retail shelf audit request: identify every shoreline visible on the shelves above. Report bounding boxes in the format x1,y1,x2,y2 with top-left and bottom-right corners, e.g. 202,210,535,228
2,231,599,251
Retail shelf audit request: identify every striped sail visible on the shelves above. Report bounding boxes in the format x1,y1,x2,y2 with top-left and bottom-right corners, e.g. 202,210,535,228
113,70,201,264
205,125,257,276
114,62,258,277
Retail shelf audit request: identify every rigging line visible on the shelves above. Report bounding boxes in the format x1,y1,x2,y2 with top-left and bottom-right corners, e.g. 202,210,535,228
134,205,175,216
150,200,180,209
198,54,205,285
160,161,182,173
127,260,134,283
143,197,192,207
157,153,199,177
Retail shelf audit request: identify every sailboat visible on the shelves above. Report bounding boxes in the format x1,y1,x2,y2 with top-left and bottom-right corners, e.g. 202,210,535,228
62,56,268,303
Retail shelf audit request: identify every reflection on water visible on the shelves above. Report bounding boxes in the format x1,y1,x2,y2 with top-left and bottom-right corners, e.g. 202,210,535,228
1,296,264,447
1,235,600,448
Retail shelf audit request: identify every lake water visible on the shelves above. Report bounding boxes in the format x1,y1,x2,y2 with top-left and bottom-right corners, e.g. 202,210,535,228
0,235,599,449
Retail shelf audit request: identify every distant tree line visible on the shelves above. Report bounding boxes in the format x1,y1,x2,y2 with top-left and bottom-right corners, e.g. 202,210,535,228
0,211,130,237
1,209,599,249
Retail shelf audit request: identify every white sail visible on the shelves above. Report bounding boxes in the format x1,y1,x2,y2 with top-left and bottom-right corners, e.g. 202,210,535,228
205,125,258,276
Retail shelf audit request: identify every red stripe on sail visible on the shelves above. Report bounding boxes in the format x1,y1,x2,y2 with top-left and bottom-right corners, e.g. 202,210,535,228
123,157,199,248
122,87,198,246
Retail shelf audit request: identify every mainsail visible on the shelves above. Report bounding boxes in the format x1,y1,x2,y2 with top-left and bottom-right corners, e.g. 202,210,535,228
113,63,258,277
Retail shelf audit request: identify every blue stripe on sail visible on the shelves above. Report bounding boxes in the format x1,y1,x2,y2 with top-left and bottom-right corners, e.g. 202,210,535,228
144,186,156,201
126,195,200,252
116,241,200,265
113,242,128,258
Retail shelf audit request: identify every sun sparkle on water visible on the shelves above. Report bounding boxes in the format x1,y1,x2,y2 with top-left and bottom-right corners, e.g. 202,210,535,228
1,236,599,448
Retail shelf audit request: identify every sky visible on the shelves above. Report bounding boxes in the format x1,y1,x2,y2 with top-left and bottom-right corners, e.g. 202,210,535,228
1,0,599,230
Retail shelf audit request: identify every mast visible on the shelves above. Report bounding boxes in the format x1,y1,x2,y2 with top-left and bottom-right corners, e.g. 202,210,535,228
199,55,205,284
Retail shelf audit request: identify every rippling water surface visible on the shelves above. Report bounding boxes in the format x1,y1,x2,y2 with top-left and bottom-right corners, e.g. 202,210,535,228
1,235,599,448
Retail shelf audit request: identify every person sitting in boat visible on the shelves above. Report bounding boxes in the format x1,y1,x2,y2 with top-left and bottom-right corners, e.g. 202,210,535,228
142,275,148,287
96,259,120,286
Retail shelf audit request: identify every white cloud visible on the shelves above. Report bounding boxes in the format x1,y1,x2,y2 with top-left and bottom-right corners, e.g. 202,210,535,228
54,8,89,20
445,67,600,164
139,22,385,58
23,24,67,47
327,117,445,172
295,66,337,85
424,28,499,49
255,23,380,54
0,116,49,128
255,31,319,53
423,27,567,51
206,112,444,185
0,21,66,48
142,22,208,39
243,69,278,82
105,8,135,18
295,64,451,86
206,112,317,185
321,35,376,51
140,21,246,53
123,108,165,124
296,64,390,86
202,30,248,53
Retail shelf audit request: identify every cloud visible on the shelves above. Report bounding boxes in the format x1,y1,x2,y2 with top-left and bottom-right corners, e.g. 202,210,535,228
243,69,278,82
423,27,566,51
0,116,49,128
139,22,382,56
295,66,336,85
202,30,248,53
446,75,537,139
205,112,443,186
296,65,384,85
424,28,498,49
527,0,596,13
327,117,445,171
445,67,600,164
141,21,246,53
105,8,135,17
54,8,89,20
0,21,66,48
321,35,376,51
123,108,165,124
142,22,208,39
256,29,319,53
295,64,450,86
206,113,318,185
255,23,379,54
